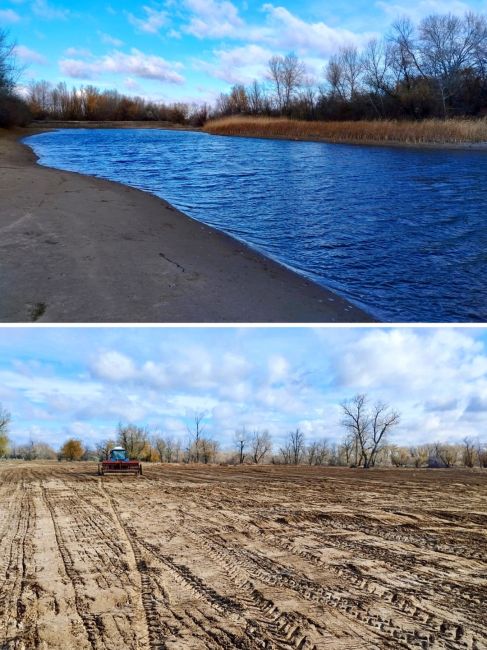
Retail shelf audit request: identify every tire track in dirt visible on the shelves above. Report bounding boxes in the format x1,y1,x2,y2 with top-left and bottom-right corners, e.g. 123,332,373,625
179,518,464,650
135,532,320,649
41,485,109,650
98,479,165,650
174,523,370,649
1,462,486,650
0,485,40,649
255,508,487,613
254,528,480,650
277,511,487,563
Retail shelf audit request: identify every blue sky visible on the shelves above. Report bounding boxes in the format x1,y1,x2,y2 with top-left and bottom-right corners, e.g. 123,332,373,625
1,326,487,449
2,0,486,103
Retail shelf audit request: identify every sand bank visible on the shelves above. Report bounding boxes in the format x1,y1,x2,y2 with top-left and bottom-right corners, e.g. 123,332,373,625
0,127,372,322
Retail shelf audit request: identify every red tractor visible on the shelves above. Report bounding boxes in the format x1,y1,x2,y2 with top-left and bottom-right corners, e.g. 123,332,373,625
98,447,142,476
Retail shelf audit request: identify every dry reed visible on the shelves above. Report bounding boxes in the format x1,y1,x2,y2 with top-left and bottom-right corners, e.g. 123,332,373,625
204,116,487,145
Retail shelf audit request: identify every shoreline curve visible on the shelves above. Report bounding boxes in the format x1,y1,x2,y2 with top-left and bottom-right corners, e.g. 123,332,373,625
0,125,373,323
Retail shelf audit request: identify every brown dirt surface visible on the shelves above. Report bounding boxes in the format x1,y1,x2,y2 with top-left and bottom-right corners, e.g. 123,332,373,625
0,462,486,650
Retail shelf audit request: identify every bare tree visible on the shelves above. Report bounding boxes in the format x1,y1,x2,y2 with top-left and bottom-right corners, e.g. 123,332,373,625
95,439,116,461
200,437,219,464
116,423,149,459
476,439,487,468
409,445,430,468
418,12,487,116
307,441,319,465
325,46,363,101
250,430,272,464
341,46,363,100
247,80,264,114
289,428,305,464
362,38,395,115
338,435,354,466
306,439,330,465
187,411,207,463
279,440,292,464
434,442,458,468
325,55,346,100
163,437,180,463
390,12,487,116
0,29,21,93
234,427,247,464
268,53,305,112
153,436,167,463
341,394,400,468
462,437,476,468
13,440,56,460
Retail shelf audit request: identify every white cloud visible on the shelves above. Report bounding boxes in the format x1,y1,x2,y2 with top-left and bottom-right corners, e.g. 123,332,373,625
268,354,290,384
183,0,244,38
13,45,47,64
0,9,20,22
31,0,70,20
99,32,124,47
127,6,167,34
335,329,487,393
64,47,92,57
4,329,487,449
259,4,374,55
195,43,272,84
59,49,185,84
219,352,252,382
91,351,137,382
123,77,142,91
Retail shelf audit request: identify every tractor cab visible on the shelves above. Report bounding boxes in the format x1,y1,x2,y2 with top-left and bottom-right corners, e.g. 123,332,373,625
109,447,129,461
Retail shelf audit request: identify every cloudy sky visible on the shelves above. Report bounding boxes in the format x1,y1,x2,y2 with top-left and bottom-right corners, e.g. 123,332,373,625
1,326,487,450
3,0,486,102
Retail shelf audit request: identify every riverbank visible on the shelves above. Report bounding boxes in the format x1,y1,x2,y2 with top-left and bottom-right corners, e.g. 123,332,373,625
0,127,372,322
204,116,487,148
30,119,201,131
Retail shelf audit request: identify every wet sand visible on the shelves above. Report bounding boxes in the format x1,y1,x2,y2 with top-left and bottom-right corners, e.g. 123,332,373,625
0,127,372,322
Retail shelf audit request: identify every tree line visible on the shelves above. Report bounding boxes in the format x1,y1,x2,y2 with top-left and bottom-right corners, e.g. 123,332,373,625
214,11,487,121
1,399,486,469
26,80,209,125
2,11,487,128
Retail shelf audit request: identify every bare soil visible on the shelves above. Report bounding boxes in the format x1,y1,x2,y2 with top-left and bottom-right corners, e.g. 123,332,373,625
0,462,485,649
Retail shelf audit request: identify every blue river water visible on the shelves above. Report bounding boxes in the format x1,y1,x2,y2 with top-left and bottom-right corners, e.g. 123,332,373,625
25,128,487,322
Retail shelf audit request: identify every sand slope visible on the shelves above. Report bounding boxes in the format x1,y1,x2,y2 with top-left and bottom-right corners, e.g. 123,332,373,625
0,129,371,322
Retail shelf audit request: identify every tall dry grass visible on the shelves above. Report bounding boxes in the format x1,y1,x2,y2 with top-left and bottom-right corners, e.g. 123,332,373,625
204,116,487,145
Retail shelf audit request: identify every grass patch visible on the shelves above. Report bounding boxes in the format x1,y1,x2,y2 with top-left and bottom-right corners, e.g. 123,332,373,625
204,116,487,146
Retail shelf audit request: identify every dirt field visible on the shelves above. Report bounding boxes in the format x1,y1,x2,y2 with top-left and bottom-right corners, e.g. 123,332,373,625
0,463,485,650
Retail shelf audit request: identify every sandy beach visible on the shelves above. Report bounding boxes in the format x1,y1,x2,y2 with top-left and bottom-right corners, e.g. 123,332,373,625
0,127,371,323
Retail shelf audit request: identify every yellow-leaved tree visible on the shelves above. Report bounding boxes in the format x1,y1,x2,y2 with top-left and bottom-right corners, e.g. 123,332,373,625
60,438,84,461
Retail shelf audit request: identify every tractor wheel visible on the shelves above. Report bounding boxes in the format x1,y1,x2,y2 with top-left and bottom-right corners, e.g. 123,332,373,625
139,464,143,475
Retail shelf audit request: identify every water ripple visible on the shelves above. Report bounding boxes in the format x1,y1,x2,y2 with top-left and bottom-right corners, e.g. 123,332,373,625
25,128,487,322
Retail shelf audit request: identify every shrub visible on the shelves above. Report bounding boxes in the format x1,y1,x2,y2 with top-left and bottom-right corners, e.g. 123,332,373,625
0,91,31,128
